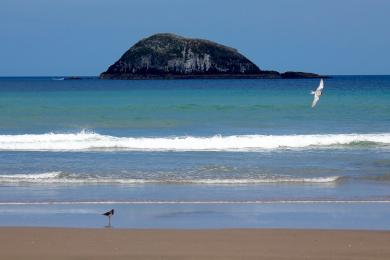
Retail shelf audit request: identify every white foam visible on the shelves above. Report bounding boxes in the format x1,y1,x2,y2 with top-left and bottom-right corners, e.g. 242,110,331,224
0,172,63,183
180,176,340,184
0,173,340,184
0,172,61,180
0,131,389,151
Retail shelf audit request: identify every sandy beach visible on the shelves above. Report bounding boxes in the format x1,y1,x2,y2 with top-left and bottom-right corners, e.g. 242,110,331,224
0,228,389,260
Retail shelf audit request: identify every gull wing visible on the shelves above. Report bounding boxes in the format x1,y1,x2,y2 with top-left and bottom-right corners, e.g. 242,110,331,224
312,94,320,107
316,78,324,91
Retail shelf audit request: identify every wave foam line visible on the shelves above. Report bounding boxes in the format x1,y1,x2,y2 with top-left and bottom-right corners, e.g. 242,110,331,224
0,200,389,205
0,172,340,184
0,131,389,151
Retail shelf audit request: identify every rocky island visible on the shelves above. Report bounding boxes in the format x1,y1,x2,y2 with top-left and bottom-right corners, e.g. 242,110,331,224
100,33,322,79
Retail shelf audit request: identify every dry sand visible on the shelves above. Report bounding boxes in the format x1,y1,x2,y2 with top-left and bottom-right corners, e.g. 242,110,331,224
0,227,389,259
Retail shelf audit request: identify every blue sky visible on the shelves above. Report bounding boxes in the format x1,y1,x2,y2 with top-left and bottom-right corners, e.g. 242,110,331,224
1,0,389,76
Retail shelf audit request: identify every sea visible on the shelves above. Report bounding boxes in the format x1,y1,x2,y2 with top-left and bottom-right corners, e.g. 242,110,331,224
0,76,389,229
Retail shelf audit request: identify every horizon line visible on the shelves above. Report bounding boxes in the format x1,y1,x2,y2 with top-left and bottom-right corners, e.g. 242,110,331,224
1,74,390,78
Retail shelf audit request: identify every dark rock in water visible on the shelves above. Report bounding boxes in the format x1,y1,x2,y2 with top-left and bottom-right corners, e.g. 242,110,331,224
65,76,82,80
281,71,325,79
64,76,96,80
100,33,261,79
100,33,323,79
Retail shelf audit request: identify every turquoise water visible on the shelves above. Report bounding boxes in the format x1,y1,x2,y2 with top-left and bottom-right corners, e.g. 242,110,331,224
1,76,389,135
0,76,389,229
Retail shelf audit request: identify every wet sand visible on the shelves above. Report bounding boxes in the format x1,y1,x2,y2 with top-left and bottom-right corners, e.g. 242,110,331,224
1,227,389,260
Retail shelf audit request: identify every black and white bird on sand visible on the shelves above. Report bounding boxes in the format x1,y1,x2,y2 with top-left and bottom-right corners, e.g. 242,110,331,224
102,209,114,227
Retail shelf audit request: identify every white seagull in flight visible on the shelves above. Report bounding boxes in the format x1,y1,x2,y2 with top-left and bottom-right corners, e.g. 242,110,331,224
311,79,324,108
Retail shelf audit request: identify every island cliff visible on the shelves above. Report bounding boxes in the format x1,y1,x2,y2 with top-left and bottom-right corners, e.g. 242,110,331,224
100,33,322,79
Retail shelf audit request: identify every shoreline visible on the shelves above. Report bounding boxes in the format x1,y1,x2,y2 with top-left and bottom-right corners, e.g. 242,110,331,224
1,227,389,259
1,201,390,230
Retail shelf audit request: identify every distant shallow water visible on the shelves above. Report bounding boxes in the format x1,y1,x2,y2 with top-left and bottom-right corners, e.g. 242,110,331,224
0,76,389,229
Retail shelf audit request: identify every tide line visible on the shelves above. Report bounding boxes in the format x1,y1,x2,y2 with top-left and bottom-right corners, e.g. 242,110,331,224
0,200,390,205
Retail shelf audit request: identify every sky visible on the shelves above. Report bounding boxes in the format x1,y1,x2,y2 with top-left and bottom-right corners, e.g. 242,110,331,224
1,0,389,76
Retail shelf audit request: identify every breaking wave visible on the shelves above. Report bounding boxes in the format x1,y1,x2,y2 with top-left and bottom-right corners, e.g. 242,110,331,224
0,131,389,151
0,172,340,185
